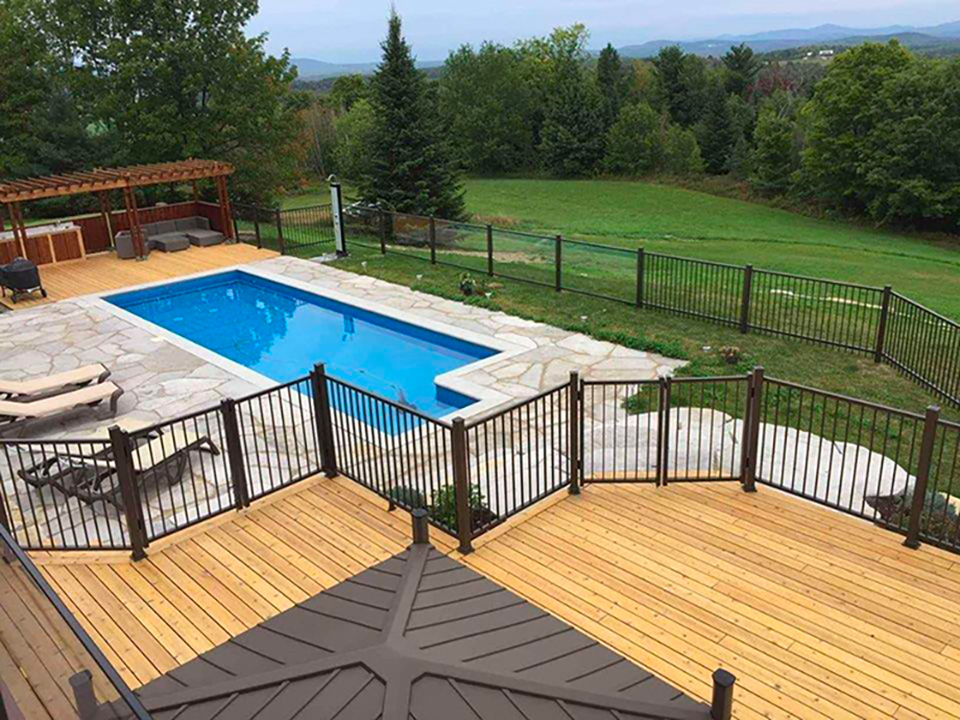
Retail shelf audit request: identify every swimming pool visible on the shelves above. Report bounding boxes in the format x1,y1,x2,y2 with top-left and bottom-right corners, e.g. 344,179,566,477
106,271,499,419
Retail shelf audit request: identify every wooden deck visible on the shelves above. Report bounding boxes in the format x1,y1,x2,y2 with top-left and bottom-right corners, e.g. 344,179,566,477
15,478,960,720
0,243,277,310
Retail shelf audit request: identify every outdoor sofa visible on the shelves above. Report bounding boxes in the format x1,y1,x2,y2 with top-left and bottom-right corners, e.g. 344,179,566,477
114,216,225,258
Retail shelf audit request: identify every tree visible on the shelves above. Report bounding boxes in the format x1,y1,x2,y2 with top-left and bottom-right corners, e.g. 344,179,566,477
42,0,306,205
361,10,465,218
334,99,376,181
438,42,536,173
696,78,736,174
603,102,662,175
539,59,605,176
722,43,761,97
596,44,629,131
329,74,367,113
750,98,799,194
800,41,912,213
653,46,707,127
662,126,704,176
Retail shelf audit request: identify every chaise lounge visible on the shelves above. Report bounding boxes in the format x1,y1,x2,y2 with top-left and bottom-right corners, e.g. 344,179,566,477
114,216,225,258
0,364,111,401
0,382,123,436
18,425,219,508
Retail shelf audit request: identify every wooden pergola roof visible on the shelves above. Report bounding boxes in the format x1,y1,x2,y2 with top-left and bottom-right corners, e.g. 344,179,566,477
0,159,234,203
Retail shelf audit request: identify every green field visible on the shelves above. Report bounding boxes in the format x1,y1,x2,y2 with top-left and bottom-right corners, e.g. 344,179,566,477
286,178,960,318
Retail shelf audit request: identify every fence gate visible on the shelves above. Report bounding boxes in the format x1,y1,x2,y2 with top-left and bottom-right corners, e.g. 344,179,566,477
580,376,750,486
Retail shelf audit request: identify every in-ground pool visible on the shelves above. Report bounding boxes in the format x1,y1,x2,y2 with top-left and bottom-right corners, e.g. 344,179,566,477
106,271,498,419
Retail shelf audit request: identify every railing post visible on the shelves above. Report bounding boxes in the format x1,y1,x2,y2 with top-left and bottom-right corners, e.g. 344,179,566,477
875,285,892,363
740,264,753,334
741,366,764,493
310,363,339,477
486,224,494,276
379,209,388,254
0,483,10,535
636,248,645,308
275,209,286,255
569,371,581,495
411,508,430,545
554,234,562,292
710,669,736,720
108,426,147,561
69,670,99,720
220,398,250,509
659,377,672,487
429,216,437,264
0,680,9,720
253,208,262,249
904,405,941,549
451,417,473,554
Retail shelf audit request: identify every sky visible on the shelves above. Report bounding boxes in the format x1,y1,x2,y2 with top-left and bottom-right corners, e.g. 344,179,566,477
247,0,959,63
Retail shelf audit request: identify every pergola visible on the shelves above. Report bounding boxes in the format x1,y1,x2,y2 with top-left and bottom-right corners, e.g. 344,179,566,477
0,159,235,260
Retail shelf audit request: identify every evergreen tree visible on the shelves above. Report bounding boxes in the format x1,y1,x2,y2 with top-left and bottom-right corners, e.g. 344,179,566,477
596,44,628,131
603,102,662,175
361,11,465,218
539,59,605,176
662,125,704,175
653,46,708,127
722,43,761,97
750,102,799,194
696,79,735,174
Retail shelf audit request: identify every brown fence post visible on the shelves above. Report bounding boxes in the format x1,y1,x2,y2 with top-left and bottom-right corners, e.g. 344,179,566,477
569,371,581,495
275,209,286,255
411,508,430,545
108,426,147,561
379,209,387,254
451,417,473,554
741,366,764,493
429,216,437,264
254,207,262,249
740,265,753,334
903,405,941,549
659,377,672,487
69,670,99,720
875,285,892,363
220,398,250,509
554,235,562,292
486,224,494,276
0,484,10,535
710,669,736,720
636,248,645,308
310,363,339,477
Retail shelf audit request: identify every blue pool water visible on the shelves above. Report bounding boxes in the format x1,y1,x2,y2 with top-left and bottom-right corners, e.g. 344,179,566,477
107,271,497,419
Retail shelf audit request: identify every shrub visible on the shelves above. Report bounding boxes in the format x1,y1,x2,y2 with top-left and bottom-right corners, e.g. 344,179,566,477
430,483,495,531
387,484,427,510
868,487,960,543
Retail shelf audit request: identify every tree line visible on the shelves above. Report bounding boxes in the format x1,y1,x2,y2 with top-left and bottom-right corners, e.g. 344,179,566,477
309,20,960,232
0,0,305,213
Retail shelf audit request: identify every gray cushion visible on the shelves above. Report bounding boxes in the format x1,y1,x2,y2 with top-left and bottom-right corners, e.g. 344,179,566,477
186,230,224,247
149,234,190,252
154,220,177,236
143,223,160,237
195,216,211,230
175,217,199,231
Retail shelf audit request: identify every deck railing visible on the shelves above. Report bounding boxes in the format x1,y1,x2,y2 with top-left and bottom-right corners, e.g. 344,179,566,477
0,521,152,719
1,363,957,557
336,205,960,410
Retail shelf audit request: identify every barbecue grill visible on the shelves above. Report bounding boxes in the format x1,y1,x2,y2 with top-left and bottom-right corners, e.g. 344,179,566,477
0,258,46,304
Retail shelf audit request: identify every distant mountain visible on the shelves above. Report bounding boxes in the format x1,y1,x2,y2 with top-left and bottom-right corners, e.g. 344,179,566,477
291,57,442,80
618,20,960,58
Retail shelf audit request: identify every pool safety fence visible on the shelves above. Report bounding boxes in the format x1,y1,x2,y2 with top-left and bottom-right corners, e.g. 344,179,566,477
1,362,957,557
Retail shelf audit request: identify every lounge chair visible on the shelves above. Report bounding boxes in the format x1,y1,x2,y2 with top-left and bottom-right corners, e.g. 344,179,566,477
0,364,111,401
18,425,219,508
0,382,123,437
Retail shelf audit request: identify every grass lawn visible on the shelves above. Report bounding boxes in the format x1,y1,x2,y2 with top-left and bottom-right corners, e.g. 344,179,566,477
330,243,958,424
284,178,960,318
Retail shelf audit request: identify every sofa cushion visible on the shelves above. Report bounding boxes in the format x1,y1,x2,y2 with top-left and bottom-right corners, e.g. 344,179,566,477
143,223,160,237
154,220,177,236
186,230,225,247
149,234,190,252
195,216,211,230
174,217,199,231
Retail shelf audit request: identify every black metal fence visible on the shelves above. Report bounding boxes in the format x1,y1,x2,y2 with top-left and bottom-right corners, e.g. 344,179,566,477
233,202,335,257
339,205,960,410
1,362,957,557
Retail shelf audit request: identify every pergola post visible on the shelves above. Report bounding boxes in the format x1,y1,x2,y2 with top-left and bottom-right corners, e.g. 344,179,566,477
216,176,234,241
98,192,114,249
122,187,147,260
9,202,27,258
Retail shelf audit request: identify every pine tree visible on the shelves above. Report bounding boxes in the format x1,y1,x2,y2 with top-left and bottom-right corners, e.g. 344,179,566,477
596,44,628,131
696,79,735,174
360,10,465,218
750,102,799,195
539,60,605,176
